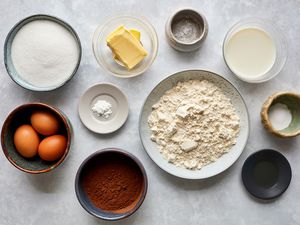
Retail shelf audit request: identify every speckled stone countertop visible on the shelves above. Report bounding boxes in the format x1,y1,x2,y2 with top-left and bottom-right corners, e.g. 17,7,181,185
0,0,299,224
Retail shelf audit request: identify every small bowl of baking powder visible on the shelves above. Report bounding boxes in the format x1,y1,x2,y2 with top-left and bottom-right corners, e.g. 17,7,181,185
165,8,208,52
4,14,82,91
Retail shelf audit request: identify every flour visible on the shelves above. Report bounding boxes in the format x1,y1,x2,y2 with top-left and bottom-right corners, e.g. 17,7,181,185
11,20,79,88
148,80,240,170
92,100,113,119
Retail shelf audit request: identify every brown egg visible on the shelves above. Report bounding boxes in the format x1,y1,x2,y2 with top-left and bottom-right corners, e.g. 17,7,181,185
38,135,67,161
14,125,40,158
31,111,59,136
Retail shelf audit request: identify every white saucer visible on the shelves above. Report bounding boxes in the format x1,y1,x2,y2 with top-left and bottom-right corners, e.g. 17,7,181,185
79,83,129,134
139,70,249,179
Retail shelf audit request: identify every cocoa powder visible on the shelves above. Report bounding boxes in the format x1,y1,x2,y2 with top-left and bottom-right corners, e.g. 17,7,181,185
82,153,144,212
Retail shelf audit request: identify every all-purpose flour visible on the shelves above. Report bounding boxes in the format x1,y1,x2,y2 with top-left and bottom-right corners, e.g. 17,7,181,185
148,80,240,170
11,20,79,88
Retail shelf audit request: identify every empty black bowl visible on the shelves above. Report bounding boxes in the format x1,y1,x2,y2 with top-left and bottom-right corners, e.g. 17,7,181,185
242,149,292,200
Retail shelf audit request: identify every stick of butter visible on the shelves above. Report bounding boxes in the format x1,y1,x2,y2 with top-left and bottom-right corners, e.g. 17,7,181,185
106,26,148,69
113,29,141,62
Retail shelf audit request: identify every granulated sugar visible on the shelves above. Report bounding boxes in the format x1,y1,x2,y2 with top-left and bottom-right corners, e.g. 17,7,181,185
11,20,79,88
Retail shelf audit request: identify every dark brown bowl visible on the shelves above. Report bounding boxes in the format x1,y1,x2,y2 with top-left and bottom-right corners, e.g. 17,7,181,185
75,148,148,221
1,103,72,174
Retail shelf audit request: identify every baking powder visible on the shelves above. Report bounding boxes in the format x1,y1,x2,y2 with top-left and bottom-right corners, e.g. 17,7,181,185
92,100,113,119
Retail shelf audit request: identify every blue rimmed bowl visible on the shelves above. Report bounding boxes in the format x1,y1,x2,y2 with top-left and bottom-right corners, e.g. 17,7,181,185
4,14,82,91
75,148,148,221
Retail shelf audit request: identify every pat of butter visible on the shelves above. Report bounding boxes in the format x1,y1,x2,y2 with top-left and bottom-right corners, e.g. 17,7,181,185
129,29,141,41
113,29,141,62
107,26,147,69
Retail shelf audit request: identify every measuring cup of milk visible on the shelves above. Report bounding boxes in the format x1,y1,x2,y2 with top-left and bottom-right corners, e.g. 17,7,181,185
223,18,287,83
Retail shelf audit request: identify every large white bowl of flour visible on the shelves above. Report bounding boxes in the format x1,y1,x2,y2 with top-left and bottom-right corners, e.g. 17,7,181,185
139,70,249,179
4,15,81,91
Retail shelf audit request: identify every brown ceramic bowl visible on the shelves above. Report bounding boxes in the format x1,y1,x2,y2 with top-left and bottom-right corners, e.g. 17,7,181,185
1,103,72,174
261,92,300,138
75,148,148,221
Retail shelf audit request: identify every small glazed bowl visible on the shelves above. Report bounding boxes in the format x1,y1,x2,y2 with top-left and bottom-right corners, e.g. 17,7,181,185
1,103,72,174
223,18,287,83
261,92,300,138
165,8,208,52
4,14,82,91
75,148,148,221
92,14,158,78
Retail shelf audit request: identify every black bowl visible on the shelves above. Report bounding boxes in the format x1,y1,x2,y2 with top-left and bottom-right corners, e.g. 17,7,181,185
242,149,292,200
75,148,148,221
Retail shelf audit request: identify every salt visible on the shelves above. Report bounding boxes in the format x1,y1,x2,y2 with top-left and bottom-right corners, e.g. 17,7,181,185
172,18,201,43
268,103,292,130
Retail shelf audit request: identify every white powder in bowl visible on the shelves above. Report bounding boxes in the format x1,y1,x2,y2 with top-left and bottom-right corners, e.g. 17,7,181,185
92,100,113,119
268,103,292,130
11,20,79,88
148,80,240,170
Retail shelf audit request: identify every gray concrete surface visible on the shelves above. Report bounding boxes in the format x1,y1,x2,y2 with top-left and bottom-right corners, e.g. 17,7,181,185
0,0,299,224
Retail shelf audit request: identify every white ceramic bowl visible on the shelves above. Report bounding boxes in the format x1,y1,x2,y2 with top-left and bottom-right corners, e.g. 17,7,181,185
139,70,249,179
78,83,129,134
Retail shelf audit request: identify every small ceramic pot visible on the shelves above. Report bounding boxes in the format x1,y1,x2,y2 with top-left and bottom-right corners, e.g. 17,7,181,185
1,103,72,173
261,92,300,138
165,8,208,52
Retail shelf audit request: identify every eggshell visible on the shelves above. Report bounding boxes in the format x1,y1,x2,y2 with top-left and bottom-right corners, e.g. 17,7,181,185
14,125,40,158
31,111,59,136
38,135,67,161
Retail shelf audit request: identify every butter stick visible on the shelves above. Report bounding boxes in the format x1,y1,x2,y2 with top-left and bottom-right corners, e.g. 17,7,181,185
106,26,147,69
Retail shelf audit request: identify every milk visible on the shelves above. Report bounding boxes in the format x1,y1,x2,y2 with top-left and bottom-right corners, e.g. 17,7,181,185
224,28,276,79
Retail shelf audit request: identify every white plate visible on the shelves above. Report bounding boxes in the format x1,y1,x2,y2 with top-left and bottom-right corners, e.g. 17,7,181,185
79,83,129,134
139,70,249,179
